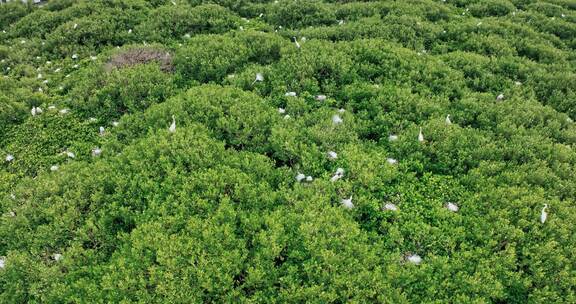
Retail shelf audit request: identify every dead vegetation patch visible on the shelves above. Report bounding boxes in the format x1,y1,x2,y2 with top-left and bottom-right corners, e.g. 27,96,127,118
105,47,173,72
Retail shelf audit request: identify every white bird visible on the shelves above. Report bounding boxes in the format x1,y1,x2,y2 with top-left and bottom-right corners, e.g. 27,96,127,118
283,115,291,120
112,121,119,127
446,202,459,212
169,115,176,133
386,158,398,165
53,253,63,261
338,20,345,25
128,29,132,34
37,73,42,79
88,117,97,122
278,108,286,114
90,56,97,61
445,114,452,125
332,114,343,125
285,91,297,97
383,203,398,211
330,168,345,182
66,151,75,159
341,196,354,209
99,126,105,136
406,254,422,265
315,95,327,101
293,37,300,49
252,73,264,85
388,134,398,142
295,173,306,182
59,109,69,114
306,176,313,182
50,165,59,171
514,81,522,86
5,154,14,162
73,23,78,29
496,93,504,101
0,257,5,269
72,54,78,59
48,105,56,110
54,68,61,73
92,148,102,157
540,204,548,224
327,151,338,160
31,106,37,116
338,108,346,113
418,127,425,143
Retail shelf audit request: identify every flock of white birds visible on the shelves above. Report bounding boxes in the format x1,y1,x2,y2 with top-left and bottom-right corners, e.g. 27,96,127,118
0,39,550,270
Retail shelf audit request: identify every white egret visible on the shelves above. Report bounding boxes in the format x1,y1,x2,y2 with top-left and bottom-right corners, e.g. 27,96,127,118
315,95,327,101
446,202,459,212
332,114,343,125
53,253,62,261
6,211,15,217
306,176,313,182
31,106,37,116
514,81,522,86
73,23,78,29
285,91,297,97
72,54,78,59
59,109,69,114
99,126,105,136
92,148,102,157
406,254,422,265
37,73,42,79
0,257,5,269
496,93,504,101
383,203,398,211
341,196,354,209
169,115,176,133
540,204,548,224
338,20,345,25
295,173,306,182
283,115,290,120
389,134,398,142
445,114,452,125
418,127,424,143
73,64,79,69
327,151,337,160
5,154,14,162
278,108,286,114
128,29,132,34
330,168,345,182
293,37,300,49
54,68,61,73
252,73,264,85
90,56,97,61
66,151,75,159
50,165,59,172
112,121,119,127
386,158,398,165
338,108,345,113
88,117,97,122
48,105,56,110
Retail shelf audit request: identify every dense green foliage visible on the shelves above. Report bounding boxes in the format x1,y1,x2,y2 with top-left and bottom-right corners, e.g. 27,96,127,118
1,0,576,302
